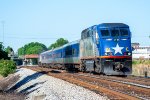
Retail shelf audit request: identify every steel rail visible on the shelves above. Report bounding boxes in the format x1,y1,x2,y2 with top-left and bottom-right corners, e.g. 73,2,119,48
76,73,150,100
77,73,150,89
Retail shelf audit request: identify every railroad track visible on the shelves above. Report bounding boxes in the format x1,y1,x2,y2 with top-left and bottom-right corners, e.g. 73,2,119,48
78,73,150,89
74,73,150,100
23,66,150,100
127,75,150,82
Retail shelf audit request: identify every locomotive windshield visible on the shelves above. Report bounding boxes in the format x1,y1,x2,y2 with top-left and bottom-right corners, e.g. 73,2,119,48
101,30,110,36
100,28,129,38
120,28,129,36
111,29,119,37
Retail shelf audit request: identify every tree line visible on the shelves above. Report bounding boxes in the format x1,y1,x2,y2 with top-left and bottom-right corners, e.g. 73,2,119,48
0,38,68,77
17,38,68,56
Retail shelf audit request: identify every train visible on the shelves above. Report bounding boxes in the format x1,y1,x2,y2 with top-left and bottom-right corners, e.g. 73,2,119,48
39,23,132,75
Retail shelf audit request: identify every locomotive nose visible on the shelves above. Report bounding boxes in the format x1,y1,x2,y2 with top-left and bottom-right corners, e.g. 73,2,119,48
113,62,124,71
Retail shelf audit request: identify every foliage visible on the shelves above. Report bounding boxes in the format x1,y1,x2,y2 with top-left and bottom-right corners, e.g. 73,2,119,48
0,43,3,50
5,46,14,54
18,47,24,56
0,43,9,60
48,38,69,50
132,60,150,77
132,60,150,65
5,46,14,58
132,60,140,65
0,60,16,77
17,42,47,56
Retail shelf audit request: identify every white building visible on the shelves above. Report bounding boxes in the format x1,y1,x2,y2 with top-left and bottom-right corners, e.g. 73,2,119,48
132,46,150,59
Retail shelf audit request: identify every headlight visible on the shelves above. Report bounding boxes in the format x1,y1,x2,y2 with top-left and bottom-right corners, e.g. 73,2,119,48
105,52,113,56
105,48,110,52
123,52,131,55
128,52,131,55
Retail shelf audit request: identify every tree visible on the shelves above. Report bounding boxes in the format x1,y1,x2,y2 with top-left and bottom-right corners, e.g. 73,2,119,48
5,46,13,53
5,46,14,57
18,47,24,56
17,42,48,56
0,42,4,50
0,43,9,60
48,38,69,50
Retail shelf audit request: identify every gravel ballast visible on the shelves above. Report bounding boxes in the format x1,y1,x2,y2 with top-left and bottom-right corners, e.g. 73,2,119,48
10,68,107,100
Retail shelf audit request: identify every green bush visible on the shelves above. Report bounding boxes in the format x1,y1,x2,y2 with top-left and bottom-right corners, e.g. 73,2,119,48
0,60,16,77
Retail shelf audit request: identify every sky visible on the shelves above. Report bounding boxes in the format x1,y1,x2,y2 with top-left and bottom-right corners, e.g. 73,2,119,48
0,0,150,52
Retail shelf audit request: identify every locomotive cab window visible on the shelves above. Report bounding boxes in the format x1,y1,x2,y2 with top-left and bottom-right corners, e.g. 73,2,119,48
86,31,90,37
120,29,129,36
81,29,93,39
100,29,110,37
111,29,119,37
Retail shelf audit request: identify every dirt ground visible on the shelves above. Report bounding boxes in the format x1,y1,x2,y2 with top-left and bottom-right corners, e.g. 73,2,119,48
0,74,25,100
0,75,3,80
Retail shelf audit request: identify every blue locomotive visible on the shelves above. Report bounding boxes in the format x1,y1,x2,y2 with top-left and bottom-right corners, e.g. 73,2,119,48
39,23,132,75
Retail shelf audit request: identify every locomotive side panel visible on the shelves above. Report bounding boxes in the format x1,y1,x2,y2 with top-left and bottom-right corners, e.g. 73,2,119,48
80,27,100,72
80,37,97,58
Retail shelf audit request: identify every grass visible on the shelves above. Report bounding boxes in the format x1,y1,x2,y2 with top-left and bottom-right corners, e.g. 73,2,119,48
132,60,150,77
132,60,150,65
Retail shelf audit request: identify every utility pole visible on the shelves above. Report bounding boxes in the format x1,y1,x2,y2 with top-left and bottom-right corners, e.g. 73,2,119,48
1,21,5,49
149,35,150,60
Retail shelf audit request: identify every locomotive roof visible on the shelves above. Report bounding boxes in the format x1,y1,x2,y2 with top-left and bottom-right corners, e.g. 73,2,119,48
82,23,129,33
98,23,129,28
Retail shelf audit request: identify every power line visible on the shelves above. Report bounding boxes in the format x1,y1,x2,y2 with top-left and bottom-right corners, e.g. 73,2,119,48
1,36,79,40
4,36,59,39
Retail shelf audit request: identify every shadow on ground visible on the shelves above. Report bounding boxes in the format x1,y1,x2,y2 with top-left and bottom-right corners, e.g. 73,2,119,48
19,81,46,94
8,71,48,92
50,70,61,73
0,74,25,100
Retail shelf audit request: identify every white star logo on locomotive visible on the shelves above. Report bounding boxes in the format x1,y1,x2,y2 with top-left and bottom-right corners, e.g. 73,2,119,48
112,44,124,55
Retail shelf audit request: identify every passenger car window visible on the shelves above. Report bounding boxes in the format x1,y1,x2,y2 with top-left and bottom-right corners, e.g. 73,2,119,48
72,49,76,55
